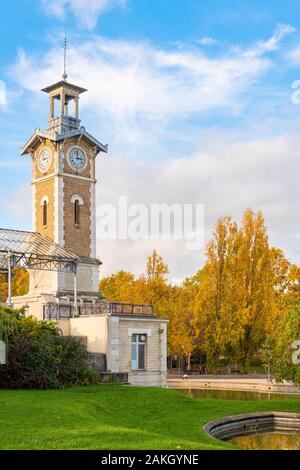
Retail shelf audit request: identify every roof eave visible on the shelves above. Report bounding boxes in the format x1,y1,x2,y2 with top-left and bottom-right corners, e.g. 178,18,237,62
41,81,87,95
20,129,108,156
56,129,108,154
20,130,52,156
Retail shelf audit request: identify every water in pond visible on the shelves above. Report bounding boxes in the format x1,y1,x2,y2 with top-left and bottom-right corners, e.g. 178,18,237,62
232,432,300,450
177,389,300,401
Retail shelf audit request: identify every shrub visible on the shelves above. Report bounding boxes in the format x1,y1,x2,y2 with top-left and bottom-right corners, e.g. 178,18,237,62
77,368,100,386
0,307,57,341
0,307,99,389
50,336,91,387
0,334,59,389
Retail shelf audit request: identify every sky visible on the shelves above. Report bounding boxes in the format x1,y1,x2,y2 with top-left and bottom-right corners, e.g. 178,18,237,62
1,0,300,282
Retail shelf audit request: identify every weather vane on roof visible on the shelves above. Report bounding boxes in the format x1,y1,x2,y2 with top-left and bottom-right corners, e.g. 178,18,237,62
62,37,69,81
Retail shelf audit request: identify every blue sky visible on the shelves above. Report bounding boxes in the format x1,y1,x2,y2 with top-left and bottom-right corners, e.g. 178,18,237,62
1,0,300,280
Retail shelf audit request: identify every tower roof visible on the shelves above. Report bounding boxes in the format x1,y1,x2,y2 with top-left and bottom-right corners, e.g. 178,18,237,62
20,128,108,156
41,81,87,95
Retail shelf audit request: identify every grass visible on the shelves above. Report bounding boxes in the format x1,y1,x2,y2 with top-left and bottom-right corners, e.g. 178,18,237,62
0,385,299,450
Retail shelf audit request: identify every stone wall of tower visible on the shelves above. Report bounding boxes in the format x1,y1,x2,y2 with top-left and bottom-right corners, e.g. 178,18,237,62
35,178,55,239
32,140,57,239
60,137,96,257
63,178,92,257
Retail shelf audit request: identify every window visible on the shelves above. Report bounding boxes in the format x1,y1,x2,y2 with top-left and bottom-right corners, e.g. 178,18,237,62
42,200,48,227
131,334,147,370
71,195,83,227
74,199,80,226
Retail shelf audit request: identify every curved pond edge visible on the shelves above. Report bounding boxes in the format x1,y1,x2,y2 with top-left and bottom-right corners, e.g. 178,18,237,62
204,412,300,441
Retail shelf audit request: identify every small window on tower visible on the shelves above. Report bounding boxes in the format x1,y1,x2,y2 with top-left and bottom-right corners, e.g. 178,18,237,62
74,199,80,226
71,195,83,227
43,200,48,227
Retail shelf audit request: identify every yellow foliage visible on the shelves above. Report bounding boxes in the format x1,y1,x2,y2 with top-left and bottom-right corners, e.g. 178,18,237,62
0,269,29,303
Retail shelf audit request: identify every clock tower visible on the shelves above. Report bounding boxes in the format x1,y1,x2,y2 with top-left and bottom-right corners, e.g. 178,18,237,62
9,57,169,389
17,77,108,310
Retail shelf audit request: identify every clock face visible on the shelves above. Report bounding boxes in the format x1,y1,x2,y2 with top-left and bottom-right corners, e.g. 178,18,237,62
38,148,52,172
69,148,86,171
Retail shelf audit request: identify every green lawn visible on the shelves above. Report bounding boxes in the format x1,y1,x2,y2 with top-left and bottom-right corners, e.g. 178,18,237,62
0,385,299,450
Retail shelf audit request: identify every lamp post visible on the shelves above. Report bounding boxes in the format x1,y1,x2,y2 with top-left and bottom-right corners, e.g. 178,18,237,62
73,263,78,318
6,251,12,308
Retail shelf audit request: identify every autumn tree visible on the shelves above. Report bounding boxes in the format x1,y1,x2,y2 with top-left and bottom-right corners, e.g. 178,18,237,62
193,210,289,372
99,251,171,314
146,250,169,281
143,250,170,315
286,264,300,304
237,209,274,371
193,216,245,370
0,269,29,303
99,271,137,304
167,274,200,370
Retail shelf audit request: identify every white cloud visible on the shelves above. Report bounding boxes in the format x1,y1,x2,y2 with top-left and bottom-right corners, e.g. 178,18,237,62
96,132,300,280
42,0,126,29
288,44,300,64
4,185,31,219
0,81,6,106
11,28,287,130
197,37,219,46
245,23,296,58
5,130,300,281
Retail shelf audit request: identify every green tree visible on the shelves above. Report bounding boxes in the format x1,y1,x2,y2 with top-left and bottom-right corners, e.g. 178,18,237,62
273,302,300,386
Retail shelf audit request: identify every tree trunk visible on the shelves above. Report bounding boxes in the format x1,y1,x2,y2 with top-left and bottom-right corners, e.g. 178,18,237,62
187,353,191,371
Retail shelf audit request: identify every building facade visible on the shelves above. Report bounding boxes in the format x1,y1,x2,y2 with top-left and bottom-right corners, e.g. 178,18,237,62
12,78,168,387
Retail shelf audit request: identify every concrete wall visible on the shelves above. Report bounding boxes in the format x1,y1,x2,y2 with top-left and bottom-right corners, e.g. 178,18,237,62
26,262,99,297
128,371,167,388
12,292,56,321
68,315,108,354
57,262,100,293
28,270,59,296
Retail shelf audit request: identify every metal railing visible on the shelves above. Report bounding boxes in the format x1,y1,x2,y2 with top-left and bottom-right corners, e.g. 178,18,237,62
43,301,154,321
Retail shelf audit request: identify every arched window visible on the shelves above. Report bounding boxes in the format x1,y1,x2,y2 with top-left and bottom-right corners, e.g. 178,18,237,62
43,200,48,227
71,195,84,227
74,199,80,226
40,196,49,228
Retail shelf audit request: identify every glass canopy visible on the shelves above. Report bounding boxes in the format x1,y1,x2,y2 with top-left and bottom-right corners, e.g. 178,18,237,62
0,228,78,273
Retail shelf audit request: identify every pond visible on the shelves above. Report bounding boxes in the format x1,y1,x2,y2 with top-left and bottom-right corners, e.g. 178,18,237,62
232,432,300,450
177,388,300,401
203,411,300,451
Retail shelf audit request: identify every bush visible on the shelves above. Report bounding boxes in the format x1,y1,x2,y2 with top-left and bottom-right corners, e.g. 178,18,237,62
273,302,300,386
77,368,101,386
0,334,59,389
0,307,99,389
50,336,91,387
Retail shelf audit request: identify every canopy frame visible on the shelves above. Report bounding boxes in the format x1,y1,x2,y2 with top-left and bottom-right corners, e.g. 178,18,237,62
0,228,79,311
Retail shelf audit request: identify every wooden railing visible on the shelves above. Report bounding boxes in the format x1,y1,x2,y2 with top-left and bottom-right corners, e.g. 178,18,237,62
43,302,154,320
